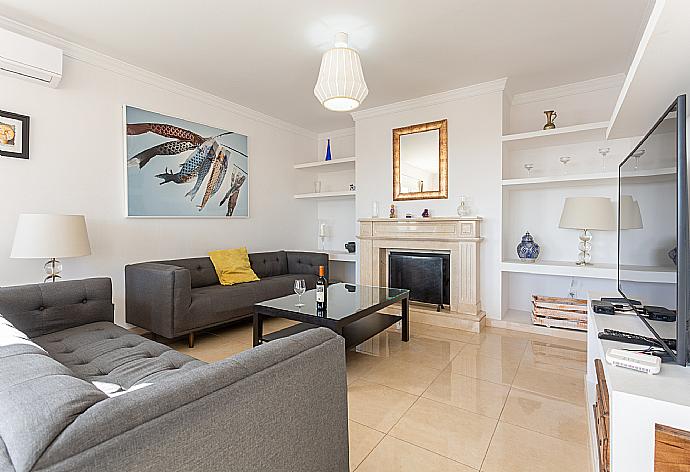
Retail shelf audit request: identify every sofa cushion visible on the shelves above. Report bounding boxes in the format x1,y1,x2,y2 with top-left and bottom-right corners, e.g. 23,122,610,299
249,251,288,278
209,247,260,286
158,257,219,288
254,274,319,303
33,321,205,390
185,282,260,331
183,273,318,332
0,314,107,472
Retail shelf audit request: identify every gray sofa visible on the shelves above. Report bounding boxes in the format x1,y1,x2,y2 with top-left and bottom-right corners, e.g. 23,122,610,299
0,278,349,472
125,251,328,347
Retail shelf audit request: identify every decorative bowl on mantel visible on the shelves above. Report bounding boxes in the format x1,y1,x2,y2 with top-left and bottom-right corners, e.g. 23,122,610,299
517,232,540,262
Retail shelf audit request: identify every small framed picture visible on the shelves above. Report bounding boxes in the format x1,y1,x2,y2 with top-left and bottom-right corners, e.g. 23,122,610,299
0,110,30,160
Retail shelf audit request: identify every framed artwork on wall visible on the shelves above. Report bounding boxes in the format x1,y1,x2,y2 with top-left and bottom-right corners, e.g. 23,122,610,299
124,105,249,218
0,110,30,160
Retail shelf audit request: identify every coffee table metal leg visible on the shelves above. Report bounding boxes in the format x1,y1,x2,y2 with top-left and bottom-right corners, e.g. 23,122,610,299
402,296,410,342
253,311,263,347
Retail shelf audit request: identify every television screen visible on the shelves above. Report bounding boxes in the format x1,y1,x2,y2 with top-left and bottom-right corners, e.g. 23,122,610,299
618,96,688,365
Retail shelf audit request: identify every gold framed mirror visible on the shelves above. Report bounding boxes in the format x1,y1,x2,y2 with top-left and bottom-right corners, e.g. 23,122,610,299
393,119,448,201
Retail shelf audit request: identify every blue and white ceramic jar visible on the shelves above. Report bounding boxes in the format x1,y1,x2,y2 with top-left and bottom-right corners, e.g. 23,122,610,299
517,232,540,262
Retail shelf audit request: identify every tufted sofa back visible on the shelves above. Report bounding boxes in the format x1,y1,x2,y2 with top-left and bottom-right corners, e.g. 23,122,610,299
158,257,220,288
158,251,291,288
0,278,114,338
249,251,289,278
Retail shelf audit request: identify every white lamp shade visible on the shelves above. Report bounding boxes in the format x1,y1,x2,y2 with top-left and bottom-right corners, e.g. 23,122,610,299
559,197,616,231
619,195,643,230
11,214,91,259
314,33,368,112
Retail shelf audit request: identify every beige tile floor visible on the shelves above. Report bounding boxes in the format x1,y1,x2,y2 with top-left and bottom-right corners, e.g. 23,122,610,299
167,318,591,471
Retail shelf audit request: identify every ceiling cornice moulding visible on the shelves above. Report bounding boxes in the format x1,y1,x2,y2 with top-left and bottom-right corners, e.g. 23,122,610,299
511,73,626,106
0,16,317,139
317,127,355,140
351,78,508,122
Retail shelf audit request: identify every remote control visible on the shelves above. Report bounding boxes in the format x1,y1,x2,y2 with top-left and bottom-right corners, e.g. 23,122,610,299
598,329,677,350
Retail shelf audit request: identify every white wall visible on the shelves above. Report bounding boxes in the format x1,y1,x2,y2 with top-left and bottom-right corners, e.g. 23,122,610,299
354,87,504,318
0,55,317,326
507,75,624,133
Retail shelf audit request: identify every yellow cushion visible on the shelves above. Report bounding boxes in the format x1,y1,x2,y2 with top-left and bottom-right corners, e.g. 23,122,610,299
208,247,259,286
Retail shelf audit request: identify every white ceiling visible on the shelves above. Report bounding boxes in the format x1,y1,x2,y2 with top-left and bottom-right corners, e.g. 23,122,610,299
0,0,652,132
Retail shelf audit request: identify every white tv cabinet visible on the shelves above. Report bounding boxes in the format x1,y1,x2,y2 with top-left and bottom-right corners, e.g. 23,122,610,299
586,300,690,471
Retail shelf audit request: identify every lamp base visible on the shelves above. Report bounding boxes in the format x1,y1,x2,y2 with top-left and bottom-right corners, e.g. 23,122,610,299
575,229,592,265
44,258,62,283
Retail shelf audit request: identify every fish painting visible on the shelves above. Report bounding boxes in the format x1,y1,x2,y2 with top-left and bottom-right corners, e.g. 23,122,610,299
220,170,247,217
199,151,228,211
125,106,248,217
128,140,197,169
155,140,218,185
127,123,205,145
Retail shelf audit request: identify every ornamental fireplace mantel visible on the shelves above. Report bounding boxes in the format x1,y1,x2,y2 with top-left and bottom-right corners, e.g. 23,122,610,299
357,217,484,331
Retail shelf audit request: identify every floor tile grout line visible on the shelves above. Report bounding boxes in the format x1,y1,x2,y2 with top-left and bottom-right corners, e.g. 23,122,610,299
384,435,482,471
479,339,530,470
349,422,387,472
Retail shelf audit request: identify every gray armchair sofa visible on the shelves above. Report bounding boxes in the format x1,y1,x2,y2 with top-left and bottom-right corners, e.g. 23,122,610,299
125,250,328,347
0,278,349,472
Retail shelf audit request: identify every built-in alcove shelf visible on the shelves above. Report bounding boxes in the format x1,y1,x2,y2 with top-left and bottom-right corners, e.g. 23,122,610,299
325,250,357,263
501,167,675,189
294,190,356,199
294,156,356,170
502,121,610,151
501,259,676,284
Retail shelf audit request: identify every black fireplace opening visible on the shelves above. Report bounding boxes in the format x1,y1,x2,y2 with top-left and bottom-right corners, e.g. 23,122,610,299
388,251,450,311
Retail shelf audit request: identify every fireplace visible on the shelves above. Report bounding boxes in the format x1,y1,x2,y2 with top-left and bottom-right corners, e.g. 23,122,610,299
388,252,450,310
357,217,483,332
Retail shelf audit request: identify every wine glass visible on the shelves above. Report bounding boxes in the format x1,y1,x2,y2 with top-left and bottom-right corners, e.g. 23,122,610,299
598,147,610,171
559,156,571,174
294,279,306,307
524,163,535,177
632,149,646,171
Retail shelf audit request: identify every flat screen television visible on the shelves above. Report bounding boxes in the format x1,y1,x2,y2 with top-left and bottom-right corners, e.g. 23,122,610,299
618,94,688,366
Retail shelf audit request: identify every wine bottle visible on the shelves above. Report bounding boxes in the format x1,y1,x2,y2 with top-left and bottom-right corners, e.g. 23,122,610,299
316,265,328,315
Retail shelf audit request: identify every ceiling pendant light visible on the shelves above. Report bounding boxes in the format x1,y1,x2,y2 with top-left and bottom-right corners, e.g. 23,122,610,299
314,32,369,112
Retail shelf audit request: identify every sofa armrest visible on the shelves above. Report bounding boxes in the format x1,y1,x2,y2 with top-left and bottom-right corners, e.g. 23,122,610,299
125,263,191,338
0,278,113,338
286,251,329,278
35,328,349,472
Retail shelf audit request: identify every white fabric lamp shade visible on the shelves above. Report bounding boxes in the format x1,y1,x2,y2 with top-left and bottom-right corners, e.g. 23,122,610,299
11,214,91,259
559,197,616,231
619,195,643,230
314,32,368,112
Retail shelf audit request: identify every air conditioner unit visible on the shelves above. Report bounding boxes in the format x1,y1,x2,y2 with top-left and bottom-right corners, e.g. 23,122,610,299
0,27,62,88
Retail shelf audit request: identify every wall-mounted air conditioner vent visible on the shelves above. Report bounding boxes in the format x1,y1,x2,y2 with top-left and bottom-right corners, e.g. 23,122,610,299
0,27,63,88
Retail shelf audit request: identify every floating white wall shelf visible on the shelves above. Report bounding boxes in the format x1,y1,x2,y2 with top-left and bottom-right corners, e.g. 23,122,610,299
294,156,356,170
325,250,357,262
294,190,356,199
502,121,610,151
501,167,675,189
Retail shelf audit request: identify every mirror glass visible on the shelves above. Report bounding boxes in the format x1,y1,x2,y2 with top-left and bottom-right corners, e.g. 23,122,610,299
399,130,440,193
393,119,447,201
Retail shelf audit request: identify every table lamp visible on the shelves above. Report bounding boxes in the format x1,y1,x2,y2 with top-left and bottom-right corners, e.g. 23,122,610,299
558,197,615,265
619,195,643,230
10,214,91,282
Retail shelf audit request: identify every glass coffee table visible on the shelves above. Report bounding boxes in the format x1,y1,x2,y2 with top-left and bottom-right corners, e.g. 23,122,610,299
253,283,410,349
